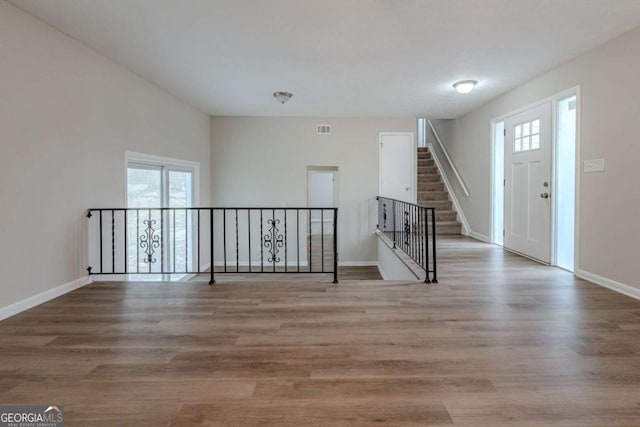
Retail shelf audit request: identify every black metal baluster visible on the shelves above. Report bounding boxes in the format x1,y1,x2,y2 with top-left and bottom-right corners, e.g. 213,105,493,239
412,205,416,261
431,208,438,283
376,197,379,231
272,208,276,272
391,199,396,248
172,209,176,272
297,209,300,273
260,209,263,272
124,210,128,274
284,210,288,273
409,203,412,256
409,204,413,260
248,209,251,273
321,209,324,272
185,208,188,273
197,209,201,273
333,208,338,284
160,209,164,279
235,208,239,273
409,203,412,257
308,209,312,272
223,209,227,273
147,210,152,273
407,204,411,258
108,210,113,273
136,210,139,273
419,207,423,270
424,207,431,283
209,209,215,285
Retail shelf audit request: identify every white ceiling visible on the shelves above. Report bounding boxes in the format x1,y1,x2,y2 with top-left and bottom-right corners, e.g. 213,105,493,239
9,0,640,118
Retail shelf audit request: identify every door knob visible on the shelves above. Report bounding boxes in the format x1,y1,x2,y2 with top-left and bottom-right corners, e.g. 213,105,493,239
540,192,549,199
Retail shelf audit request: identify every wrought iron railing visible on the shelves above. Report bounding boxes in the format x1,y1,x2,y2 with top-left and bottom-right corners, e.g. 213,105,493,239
376,196,437,283
86,207,338,284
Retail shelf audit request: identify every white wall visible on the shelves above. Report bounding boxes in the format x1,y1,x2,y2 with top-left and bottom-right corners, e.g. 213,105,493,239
0,1,210,312
442,24,640,290
377,236,420,281
210,116,416,263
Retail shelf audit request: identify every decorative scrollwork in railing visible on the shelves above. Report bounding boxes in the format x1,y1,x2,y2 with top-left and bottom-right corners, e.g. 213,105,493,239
404,211,410,246
263,218,284,263
140,219,160,263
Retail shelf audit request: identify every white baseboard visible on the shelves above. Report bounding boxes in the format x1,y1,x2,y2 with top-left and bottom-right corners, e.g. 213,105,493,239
0,276,93,321
339,261,378,267
575,269,640,301
467,230,490,242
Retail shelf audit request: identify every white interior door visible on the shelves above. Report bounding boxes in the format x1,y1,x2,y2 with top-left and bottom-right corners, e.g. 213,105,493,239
308,170,337,234
379,132,414,202
504,102,552,263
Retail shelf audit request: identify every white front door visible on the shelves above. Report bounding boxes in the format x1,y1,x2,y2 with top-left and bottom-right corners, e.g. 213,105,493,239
504,102,552,263
379,132,414,203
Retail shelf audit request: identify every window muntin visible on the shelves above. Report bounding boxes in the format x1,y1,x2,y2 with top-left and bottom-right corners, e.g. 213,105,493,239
513,119,541,152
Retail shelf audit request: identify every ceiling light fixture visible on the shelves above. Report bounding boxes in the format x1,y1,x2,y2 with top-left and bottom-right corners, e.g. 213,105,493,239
453,80,477,94
273,91,293,104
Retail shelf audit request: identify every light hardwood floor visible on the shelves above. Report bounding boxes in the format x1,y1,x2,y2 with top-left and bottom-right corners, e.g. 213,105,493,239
1,237,639,426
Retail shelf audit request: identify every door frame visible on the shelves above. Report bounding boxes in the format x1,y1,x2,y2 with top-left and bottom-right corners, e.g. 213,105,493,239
306,166,339,212
124,151,201,278
125,151,200,207
489,86,581,268
378,132,417,203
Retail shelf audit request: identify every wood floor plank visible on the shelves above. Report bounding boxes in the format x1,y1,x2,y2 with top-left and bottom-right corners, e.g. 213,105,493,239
0,236,639,425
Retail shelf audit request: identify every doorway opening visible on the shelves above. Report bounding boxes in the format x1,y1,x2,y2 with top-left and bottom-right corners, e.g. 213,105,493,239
491,88,579,270
307,166,338,235
125,152,199,279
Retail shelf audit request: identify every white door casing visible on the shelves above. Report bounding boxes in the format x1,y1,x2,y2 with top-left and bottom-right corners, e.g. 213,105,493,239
379,132,415,203
308,169,337,233
504,102,552,263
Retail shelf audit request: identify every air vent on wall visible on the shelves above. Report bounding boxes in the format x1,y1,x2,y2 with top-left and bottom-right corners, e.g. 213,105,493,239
317,125,331,135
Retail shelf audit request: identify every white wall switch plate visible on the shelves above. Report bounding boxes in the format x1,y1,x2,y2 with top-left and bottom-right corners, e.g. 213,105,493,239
584,158,605,173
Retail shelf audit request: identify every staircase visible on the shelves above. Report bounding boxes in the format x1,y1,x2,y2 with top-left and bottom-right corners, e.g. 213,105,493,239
417,147,462,235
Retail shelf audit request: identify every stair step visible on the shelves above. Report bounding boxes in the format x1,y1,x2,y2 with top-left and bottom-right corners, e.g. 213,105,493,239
417,174,440,183
434,210,458,221
417,191,449,201
417,152,432,160
417,181,444,191
434,221,462,235
418,200,453,210
418,166,438,175
417,159,435,167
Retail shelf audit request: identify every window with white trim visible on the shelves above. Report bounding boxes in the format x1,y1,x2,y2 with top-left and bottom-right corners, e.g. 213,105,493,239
513,119,541,152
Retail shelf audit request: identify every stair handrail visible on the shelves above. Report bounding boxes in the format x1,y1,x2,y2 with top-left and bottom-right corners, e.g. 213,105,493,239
427,119,470,197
